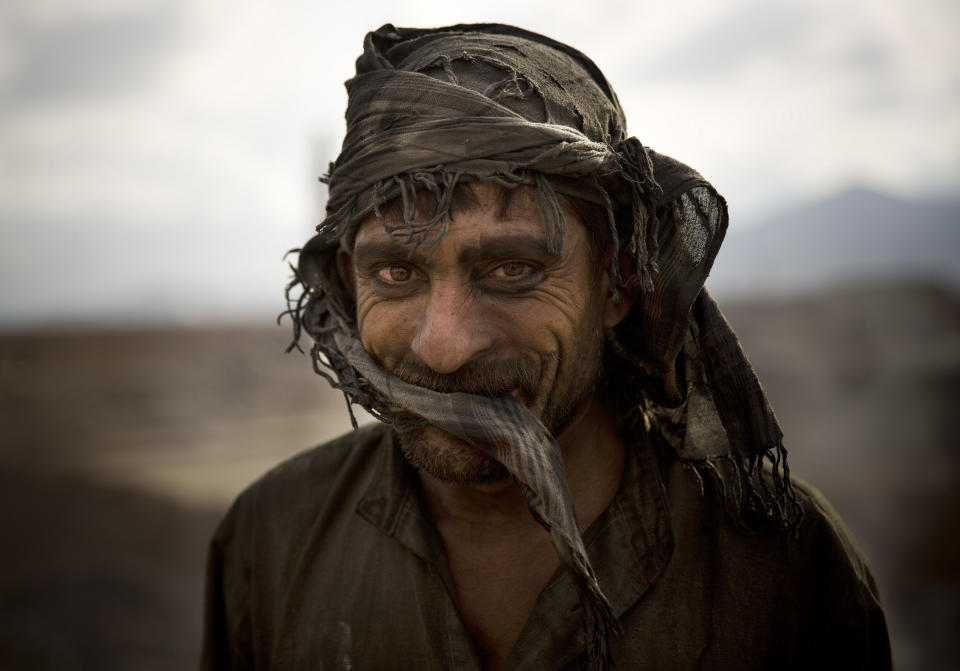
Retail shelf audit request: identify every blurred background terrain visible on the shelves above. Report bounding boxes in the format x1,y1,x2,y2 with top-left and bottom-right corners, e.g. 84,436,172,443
2,199,958,671
1,0,958,669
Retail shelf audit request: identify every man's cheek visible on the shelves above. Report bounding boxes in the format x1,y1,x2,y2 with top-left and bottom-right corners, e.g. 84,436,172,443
358,307,416,370
353,285,380,325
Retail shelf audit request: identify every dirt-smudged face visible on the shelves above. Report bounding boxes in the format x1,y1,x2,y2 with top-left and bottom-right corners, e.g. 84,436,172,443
340,182,628,483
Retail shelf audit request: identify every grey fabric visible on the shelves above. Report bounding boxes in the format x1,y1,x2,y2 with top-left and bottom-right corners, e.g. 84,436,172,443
285,23,803,667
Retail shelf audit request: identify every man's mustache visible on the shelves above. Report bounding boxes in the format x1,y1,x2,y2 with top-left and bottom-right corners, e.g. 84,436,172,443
391,355,542,399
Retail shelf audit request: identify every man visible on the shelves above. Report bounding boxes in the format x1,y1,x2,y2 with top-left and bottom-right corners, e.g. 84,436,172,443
203,24,891,670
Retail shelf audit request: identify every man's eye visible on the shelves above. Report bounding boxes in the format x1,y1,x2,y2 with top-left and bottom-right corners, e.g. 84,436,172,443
490,261,534,279
375,265,413,283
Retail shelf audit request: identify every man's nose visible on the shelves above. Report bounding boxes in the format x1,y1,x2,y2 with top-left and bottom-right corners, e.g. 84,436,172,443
410,283,494,374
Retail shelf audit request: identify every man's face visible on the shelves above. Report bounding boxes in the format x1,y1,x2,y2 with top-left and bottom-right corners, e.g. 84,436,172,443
341,183,627,483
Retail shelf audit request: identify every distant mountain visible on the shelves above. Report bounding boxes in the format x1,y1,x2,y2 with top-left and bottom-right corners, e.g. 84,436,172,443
707,188,960,297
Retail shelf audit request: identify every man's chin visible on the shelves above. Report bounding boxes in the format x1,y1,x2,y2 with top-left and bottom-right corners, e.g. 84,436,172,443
396,425,510,484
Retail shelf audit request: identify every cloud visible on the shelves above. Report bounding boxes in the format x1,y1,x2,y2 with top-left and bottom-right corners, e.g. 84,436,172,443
0,1,184,104
838,38,894,76
639,1,818,79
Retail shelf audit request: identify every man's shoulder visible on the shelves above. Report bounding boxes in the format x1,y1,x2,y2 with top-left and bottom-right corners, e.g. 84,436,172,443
658,461,890,662
216,422,392,543
788,476,880,594
717,471,881,604
663,457,880,596
253,422,390,496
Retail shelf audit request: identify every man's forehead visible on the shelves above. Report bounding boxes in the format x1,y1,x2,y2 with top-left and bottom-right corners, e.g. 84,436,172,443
352,199,555,251
348,182,582,251
381,182,542,224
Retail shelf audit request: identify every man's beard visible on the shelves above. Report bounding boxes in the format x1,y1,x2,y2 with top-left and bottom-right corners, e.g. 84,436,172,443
391,331,605,484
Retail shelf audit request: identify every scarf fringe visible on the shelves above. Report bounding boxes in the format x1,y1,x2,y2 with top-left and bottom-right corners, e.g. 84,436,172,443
681,446,803,537
617,137,663,292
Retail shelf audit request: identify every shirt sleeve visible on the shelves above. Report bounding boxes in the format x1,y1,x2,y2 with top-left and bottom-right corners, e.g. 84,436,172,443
794,480,893,671
200,497,256,671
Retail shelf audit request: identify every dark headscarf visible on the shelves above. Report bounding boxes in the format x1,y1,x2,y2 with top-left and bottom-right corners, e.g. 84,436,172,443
287,23,801,670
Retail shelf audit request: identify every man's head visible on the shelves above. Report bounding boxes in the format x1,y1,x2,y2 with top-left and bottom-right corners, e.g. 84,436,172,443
337,181,631,482
290,21,743,474
295,23,682,407
290,20,754,459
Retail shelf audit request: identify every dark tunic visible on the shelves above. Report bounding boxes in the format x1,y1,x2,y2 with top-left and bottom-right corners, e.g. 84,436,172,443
201,423,891,670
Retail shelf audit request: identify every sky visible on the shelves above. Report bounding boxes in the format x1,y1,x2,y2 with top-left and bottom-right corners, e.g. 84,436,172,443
1,0,958,327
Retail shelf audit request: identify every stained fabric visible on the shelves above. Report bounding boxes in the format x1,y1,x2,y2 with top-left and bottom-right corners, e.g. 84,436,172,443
286,23,803,668
201,424,892,670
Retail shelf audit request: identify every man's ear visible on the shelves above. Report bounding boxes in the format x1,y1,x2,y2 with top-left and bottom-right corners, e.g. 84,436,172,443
336,248,356,300
602,252,635,328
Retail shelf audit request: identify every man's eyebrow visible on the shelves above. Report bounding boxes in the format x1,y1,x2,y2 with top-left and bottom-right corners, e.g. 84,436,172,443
352,240,426,268
351,234,556,269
